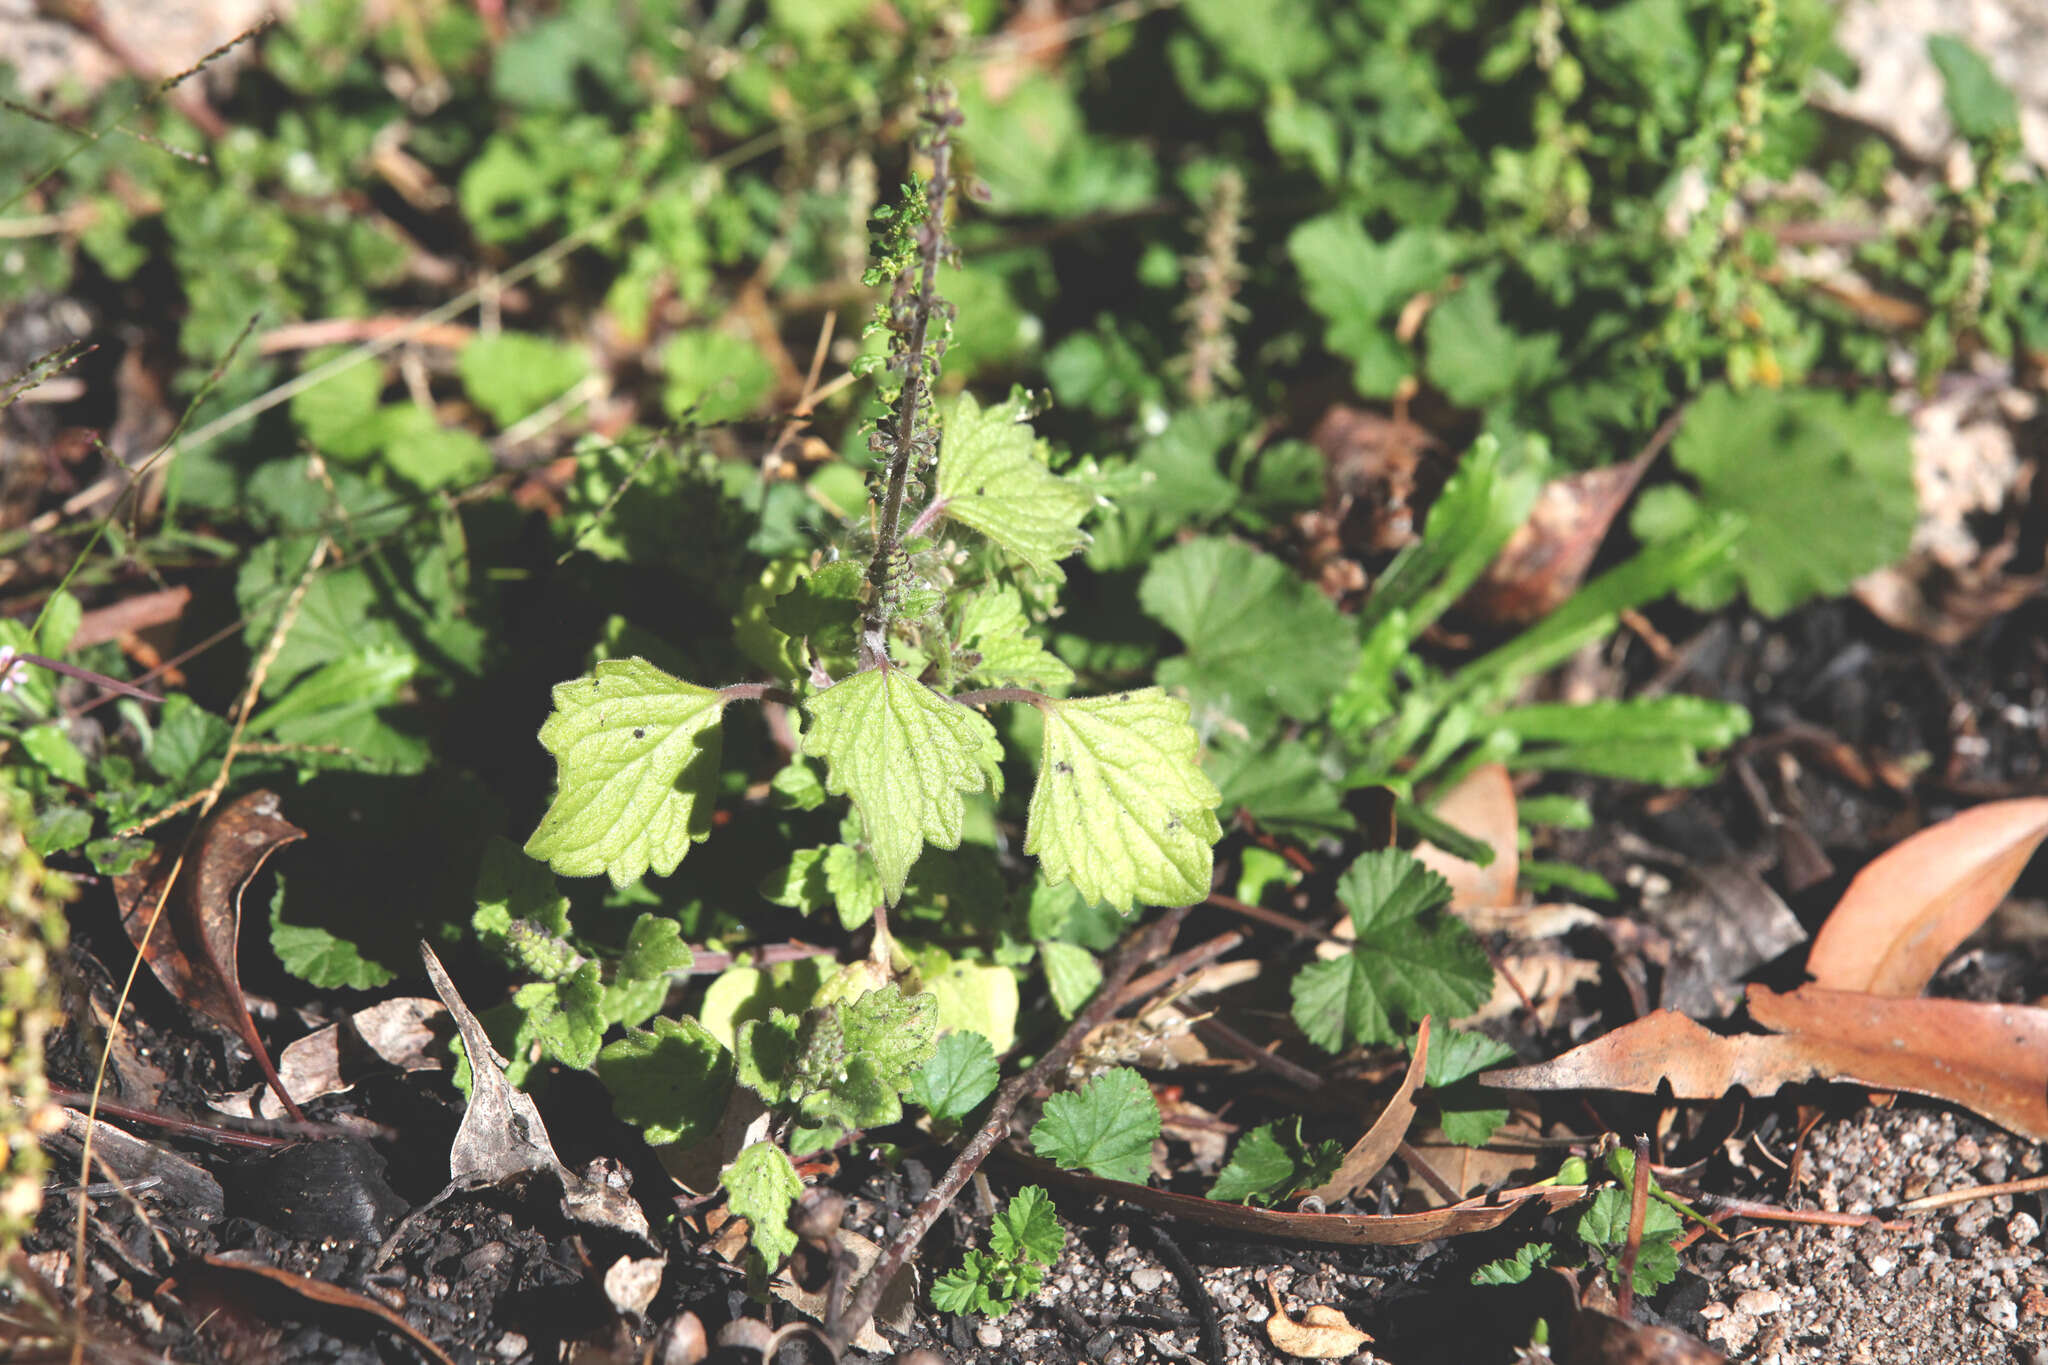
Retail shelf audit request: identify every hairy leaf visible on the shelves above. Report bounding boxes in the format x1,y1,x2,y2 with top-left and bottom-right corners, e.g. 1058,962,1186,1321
526,659,726,888
1026,689,1222,913
724,1140,804,1267
935,392,1094,579
804,667,1000,903
597,1015,732,1147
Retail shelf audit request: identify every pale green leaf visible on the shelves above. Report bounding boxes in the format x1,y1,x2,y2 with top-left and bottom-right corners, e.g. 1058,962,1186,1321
723,1140,804,1267
1025,689,1222,913
934,393,1093,579
526,658,726,888
459,332,589,428
597,1015,732,1147
803,667,999,902
1138,537,1355,736
603,915,693,1028
957,586,1075,691
1039,940,1102,1018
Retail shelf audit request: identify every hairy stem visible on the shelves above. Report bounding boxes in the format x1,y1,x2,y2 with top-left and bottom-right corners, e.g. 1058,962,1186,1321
826,904,1190,1353
858,86,960,669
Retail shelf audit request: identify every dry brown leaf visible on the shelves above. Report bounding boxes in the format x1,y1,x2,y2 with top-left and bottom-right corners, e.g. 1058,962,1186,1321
418,943,654,1243
1806,797,2048,996
1306,1017,1430,1204
254,996,448,1119
1009,1149,1587,1245
114,790,306,1121
1265,1275,1374,1359
1414,765,1520,910
1481,988,2048,1142
768,1228,915,1353
1458,450,1657,627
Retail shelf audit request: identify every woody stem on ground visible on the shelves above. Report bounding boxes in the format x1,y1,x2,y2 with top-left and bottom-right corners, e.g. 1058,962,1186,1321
826,905,1191,1353
857,85,960,671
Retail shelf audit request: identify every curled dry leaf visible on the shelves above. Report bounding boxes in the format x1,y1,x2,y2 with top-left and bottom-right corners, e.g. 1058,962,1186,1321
1481,986,2048,1142
1414,765,1519,911
1306,1016,1430,1205
1458,450,1656,627
1265,1275,1374,1359
418,942,654,1244
1012,1149,1588,1246
115,789,307,1121
253,996,448,1120
1806,797,2048,996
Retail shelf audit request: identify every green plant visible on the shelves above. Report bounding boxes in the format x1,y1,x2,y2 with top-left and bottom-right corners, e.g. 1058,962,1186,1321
491,86,1221,1263
932,1185,1066,1317
1473,1148,1701,1296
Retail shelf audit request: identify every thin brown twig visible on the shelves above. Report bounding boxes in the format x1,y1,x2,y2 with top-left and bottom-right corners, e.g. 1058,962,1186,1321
1617,1134,1651,1317
826,905,1190,1353
1117,931,1245,1007
1205,892,1347,945
1896,1172,2048,1214
1698,1194,1911,1230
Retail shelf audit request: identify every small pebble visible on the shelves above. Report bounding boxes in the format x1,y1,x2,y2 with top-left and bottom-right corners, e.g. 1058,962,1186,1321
1735,1288,1786,1317
1983,1299,2020,1332
2007,1213,2040,1249
1129,1266,1166,1294
1863,1251,1897,1277
494,1335,527,1360
975,1323,1003,1350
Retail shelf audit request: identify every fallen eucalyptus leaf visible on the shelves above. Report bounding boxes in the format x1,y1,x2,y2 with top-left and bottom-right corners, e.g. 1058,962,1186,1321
1414,765,1519,910
115,790,306,1120
1008,1149,1587,1245
1481,986,2048,1142
1306,1016,1430,1204
1806,797,2048,996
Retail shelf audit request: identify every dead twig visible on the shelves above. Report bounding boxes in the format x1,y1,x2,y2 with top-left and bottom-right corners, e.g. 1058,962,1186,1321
1896,1171,2048,1215
1616,1134,1651,1317
1698,1194,1911,1230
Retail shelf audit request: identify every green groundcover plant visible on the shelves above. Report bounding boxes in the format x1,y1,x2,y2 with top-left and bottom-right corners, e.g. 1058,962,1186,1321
5,0,2041,1332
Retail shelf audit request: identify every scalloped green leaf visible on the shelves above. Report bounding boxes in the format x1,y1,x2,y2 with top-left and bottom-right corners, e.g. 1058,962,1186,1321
803,666,1000,902
934,392,1093,579
1025,689,1222,913
526,658,726,888
723,1139,804,1267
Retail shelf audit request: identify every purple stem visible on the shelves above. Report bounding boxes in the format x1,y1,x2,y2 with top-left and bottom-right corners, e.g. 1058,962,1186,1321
9,652,162,705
